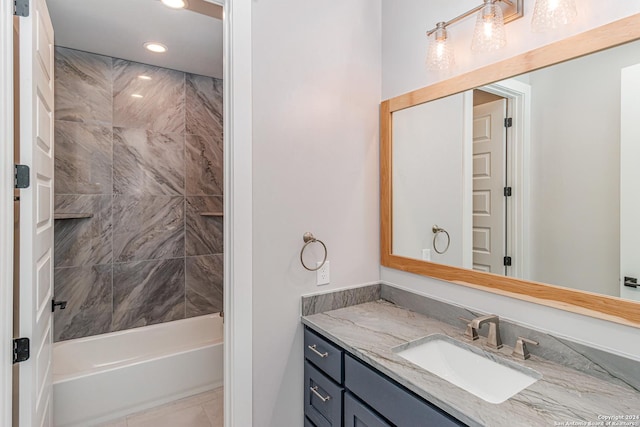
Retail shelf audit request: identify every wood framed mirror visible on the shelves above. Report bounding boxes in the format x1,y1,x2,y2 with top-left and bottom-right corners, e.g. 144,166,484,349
380,14,640,327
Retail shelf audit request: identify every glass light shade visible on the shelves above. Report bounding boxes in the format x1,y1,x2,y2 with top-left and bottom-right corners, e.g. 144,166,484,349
531,0,577,32
471,1,506,52
426,24,455,71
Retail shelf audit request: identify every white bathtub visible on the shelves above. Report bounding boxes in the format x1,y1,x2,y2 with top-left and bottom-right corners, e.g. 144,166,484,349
52,314,224,427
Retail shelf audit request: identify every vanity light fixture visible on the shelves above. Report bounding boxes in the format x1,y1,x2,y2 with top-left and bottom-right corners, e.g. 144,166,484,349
131,94,144,98
161,0,187,9
425,0,519,70
138,75,152,80
531,0,577,32
426,22,455,70
471,0,507,52
144,42,168,53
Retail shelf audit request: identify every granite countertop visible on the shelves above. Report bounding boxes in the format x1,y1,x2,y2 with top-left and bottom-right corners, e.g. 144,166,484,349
302,300,640,427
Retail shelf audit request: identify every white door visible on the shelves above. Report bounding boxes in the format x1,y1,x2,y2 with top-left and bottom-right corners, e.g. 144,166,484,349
18,0,55,425
621,63,640,302
472,99,506,273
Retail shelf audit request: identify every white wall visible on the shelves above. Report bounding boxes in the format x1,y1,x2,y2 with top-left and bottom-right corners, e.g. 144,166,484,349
528,40,640,297
251,1,381,425
381,1,640,360
393,94,465,265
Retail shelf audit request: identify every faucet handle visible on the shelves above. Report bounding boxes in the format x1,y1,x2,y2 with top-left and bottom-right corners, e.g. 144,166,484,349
458,317,478,340
513,337,539,360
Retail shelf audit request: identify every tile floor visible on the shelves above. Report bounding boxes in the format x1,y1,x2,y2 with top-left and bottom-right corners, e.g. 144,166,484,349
99,388,223,427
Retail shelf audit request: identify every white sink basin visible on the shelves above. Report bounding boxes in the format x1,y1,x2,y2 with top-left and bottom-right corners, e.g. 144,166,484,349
393,334,541,404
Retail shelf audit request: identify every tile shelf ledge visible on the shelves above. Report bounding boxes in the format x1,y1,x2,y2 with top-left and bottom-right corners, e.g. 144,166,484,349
200,212,224,217
54,213,94,220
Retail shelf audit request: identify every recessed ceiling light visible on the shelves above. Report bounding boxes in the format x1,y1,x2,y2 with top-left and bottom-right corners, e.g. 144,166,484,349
161,0,187,9
138,75,152,80
131,94,144,98
144,42,168,53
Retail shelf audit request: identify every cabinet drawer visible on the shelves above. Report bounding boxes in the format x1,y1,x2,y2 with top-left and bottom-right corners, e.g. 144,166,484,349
345,355,466,427
344,392,391,427
305,416,317,427
304,328,344,383
304,360,344,427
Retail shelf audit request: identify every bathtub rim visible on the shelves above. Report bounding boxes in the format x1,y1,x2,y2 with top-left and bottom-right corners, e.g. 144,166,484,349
53,313,223,384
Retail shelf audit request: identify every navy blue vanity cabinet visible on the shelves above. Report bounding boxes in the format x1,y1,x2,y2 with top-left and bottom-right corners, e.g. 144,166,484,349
345,355,466,427
344,392,391,427
304,328,345,427
304,326,467,427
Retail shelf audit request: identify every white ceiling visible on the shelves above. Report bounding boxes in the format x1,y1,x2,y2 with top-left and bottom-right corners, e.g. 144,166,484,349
47,0,223,78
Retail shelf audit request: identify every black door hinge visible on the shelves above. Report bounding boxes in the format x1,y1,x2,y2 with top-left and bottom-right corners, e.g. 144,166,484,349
504,187,512,197
14,164,30,189
14,0,29,16
13,338,30,364
504,118,513,128
503,256,512,267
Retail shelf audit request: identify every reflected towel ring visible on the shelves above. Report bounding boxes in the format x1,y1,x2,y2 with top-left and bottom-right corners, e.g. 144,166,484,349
432,225,450,254
300,232,328,271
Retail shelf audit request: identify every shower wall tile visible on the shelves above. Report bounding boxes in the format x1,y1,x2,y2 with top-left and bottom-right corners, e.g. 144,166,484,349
112,195,184,262
113,127,184,195
113,60,185,133
185,134,223,196
112,258,185,330
55,121,112,195
185,196,223,256
186,255,223,318
53,265,113,341
54,195,113,267
54,51,224,340
55,47,113,124
185,74,223,139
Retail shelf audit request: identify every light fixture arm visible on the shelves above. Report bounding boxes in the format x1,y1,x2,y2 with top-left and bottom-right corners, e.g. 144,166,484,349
426,0,514,36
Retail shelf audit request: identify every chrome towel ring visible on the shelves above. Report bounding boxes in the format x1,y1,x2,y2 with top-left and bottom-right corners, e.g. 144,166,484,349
432,225,450,254
300,232,328,271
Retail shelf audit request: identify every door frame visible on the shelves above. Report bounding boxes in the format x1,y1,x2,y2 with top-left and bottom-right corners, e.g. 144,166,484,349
1,1,15,426
0,0,255,425
468,79,531,279
220,0,253,426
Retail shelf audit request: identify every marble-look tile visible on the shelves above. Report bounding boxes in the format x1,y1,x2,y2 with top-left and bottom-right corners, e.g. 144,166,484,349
185,197,223,256
55,47,112,124
302,284,381,316
202,388,224,427
112,195,184,262
113,127,184,195
112,258,185,330
127,404,212,427
97,420,127,427
113,60,185,133
185,74,222,139
53,265,112,342
186,255,223,318
185,134,222,196
54,195,112,267
55,120,112,195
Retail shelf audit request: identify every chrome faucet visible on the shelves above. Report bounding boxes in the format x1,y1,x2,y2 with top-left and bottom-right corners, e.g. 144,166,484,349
465,314,503,349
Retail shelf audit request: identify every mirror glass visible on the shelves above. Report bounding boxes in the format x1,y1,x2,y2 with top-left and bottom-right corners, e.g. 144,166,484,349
392,39,640,302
